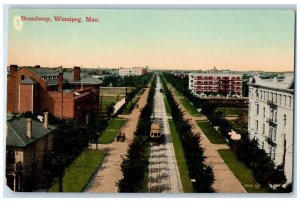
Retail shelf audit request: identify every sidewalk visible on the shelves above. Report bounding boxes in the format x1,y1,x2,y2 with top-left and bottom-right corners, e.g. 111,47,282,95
86,87,150,193
169,84,246,193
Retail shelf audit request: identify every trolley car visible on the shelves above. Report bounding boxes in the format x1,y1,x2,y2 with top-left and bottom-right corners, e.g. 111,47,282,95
150,121,164,143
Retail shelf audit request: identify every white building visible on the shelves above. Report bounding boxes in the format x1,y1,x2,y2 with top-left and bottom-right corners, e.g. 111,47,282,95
118,67,147,76
188,73,243,97
248,74,294,183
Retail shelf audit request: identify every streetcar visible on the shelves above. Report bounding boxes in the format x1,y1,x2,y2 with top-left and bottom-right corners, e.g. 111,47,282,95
150,120,164,143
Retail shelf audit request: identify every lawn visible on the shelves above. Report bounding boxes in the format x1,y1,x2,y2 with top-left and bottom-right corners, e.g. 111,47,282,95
168,119,193,193
218,149,269,193
163,94,171,116
196,121,227,144
100,96,122,113
98,118,126,144
49,149,106,192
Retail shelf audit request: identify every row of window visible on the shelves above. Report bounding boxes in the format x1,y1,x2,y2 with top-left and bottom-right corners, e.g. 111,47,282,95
252,88,293,108
191,76,241,80
253,103,287,125
193,85,241,90
192,81,241,85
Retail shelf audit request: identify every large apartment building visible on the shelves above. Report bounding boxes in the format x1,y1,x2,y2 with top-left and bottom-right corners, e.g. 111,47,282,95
188,73,243,97
248,74,294,183
118,67,147,76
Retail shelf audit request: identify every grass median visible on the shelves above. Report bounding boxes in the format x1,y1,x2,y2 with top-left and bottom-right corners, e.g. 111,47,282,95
168,119,193,192
49,149,106,192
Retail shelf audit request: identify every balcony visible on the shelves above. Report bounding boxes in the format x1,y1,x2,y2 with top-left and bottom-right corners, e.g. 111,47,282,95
265,137,277,148
266,118,277,127
267,100,277,109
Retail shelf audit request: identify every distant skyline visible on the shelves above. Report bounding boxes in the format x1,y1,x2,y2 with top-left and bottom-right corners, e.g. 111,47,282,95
8,9,295,71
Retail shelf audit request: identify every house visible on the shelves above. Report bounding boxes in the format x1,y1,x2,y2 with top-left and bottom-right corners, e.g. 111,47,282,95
248,74,294,183
6,112,55,191
7,65,102,124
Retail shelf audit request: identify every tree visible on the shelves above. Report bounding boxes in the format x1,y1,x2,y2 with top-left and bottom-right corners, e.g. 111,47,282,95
44,119,91,191
268,164,287,188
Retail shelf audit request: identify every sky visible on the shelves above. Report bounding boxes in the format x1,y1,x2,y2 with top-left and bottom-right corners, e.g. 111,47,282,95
8,9,295,71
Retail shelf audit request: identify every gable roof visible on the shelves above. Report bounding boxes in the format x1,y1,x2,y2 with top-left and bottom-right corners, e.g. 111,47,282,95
6,117,56,147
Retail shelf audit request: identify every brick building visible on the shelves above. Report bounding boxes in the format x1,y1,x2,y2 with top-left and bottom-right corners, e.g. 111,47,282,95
7,65,102,124
6,113,55,191
188,73,243,97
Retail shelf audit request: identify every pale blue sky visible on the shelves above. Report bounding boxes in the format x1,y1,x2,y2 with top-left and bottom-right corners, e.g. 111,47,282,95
9,9,295,71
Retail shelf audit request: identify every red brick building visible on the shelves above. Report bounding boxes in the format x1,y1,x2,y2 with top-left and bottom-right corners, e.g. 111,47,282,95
7,65,101,123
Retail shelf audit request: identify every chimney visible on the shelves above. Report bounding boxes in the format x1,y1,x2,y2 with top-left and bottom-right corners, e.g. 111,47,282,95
10,65,18,75
44,112,48,129
74,66,81,81
58,67,63,93
35,65,40,68
26,118,32,139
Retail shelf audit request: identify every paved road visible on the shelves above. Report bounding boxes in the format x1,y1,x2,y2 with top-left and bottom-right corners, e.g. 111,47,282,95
148,75,183,193
86,87,150,193
168,83,246,193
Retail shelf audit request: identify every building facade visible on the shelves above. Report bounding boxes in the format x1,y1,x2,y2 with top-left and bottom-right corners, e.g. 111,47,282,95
6,113,55,191
7,65,101,124
118,67,147,76
248,75,294,183
188,73,243,97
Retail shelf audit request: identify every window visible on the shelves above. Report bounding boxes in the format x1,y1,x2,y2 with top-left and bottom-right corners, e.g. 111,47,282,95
273,148,276,160
274,93,277,103
279,94,282,105
256,104,259,115
7,150,15,163
262,141,264,150
283,114,286,126
21,75,25,80
289,96,292,107
270,92,273,101
262,123,265,134
256,120,259,131
269,127,277,141
263,107,265,118
284,95,286,106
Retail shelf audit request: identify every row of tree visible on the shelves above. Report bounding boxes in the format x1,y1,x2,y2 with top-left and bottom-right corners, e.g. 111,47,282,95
102,73,153,88
117,76,156,192
163,73,291,192
162,75,215,192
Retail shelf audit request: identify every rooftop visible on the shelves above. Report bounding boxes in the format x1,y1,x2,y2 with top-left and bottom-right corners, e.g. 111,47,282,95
6,117,56,147
26,66,102,86
248,74,294,92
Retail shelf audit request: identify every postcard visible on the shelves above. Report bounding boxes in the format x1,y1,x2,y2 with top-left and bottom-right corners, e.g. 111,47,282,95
5,8,295,194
